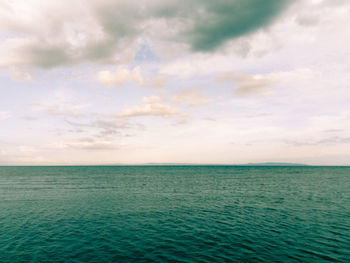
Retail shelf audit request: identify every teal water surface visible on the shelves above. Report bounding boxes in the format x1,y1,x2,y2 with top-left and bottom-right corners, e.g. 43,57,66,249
0,166,349,262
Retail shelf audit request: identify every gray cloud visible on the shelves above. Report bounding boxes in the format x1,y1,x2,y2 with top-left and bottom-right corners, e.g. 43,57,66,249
285,136,350,146
21,116,38,121
294,0,350,27
25,45,71,68
217,72,278,95
182,0,293,51
65,118,130,138
323,129,344,133
296,14,320,26
321,0,350,7
0,0,293,68
318,136,350,144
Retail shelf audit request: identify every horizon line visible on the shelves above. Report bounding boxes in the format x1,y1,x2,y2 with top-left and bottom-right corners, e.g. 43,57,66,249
0,162,349,167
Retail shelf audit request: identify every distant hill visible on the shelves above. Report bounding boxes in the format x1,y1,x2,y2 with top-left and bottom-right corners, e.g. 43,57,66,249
241,162,308,166
136,162,309,166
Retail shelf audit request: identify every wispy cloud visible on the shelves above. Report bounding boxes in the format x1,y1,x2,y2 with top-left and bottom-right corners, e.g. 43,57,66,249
217,72,278,95
119,102,181,118
34,89,90,118
217,69,317,95
284,136,350,147
36,103,89,117
172,87,212,106
48,137,123,150
65,118,131,138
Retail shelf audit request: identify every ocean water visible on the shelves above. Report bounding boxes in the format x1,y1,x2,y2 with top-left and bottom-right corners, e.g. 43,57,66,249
0,166,349,262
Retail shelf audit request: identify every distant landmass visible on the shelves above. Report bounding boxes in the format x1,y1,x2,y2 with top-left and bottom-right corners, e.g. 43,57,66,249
141,162,309,166
238,162,309,166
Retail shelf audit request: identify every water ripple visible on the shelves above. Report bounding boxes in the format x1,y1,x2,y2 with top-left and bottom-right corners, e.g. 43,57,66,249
0,166,349,262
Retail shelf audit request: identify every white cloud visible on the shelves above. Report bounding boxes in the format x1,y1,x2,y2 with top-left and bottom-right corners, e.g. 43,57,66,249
119,102,181,118
9,68,32,81
98,66,165,88
0,111,11,120
142,96,163,104
172,87,212,106
146,75,166,88
98,67,144,87
0,0,140,68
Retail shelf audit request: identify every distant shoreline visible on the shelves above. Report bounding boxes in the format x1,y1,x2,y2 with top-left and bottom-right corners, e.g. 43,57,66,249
1,163,350,167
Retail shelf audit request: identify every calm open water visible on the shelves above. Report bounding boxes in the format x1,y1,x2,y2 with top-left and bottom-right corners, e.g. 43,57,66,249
0,166,349,262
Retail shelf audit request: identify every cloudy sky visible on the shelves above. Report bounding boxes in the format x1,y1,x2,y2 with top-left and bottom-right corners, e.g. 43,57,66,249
0,0,350,165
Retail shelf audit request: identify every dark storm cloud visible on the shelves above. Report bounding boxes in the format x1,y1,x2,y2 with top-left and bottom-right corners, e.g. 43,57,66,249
182,0,293,51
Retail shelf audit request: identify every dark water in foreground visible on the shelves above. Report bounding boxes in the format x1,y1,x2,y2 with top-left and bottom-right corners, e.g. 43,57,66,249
0,166,349,262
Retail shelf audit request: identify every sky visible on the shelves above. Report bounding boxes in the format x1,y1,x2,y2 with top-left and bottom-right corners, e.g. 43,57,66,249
0,0,350,165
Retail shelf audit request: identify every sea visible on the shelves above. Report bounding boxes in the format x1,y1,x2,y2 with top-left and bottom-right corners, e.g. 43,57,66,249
0,166,349,262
